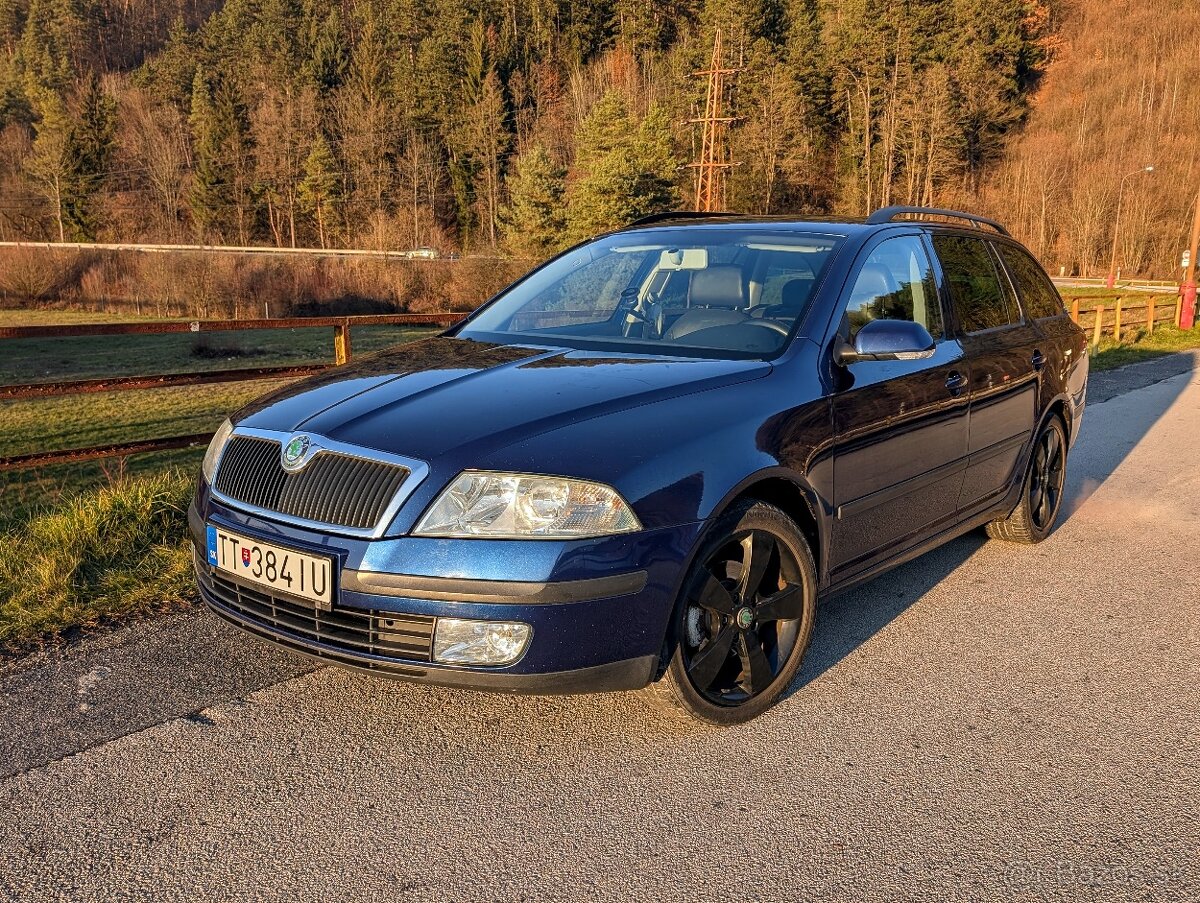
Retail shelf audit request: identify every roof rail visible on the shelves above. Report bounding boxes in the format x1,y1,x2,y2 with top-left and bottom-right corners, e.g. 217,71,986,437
866,206,1010,236
626,210,744,228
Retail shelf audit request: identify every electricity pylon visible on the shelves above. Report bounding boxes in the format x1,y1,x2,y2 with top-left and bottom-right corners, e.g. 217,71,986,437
689,29,741,212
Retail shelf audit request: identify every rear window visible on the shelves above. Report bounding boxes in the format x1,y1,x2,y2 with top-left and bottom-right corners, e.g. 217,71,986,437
996,243,1064,319
932,234,1019,333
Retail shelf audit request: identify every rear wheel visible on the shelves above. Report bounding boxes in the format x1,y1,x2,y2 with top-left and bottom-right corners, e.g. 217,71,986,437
986,416,1067,544
646,500,817,725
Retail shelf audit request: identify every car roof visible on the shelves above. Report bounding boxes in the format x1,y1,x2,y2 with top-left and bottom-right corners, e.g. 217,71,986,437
615,208,1011,239
617,214,872,236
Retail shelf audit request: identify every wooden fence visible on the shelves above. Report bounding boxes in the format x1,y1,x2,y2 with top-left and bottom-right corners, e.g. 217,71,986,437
0,312,461,471
1062,293,1184,346
0,292,1190,472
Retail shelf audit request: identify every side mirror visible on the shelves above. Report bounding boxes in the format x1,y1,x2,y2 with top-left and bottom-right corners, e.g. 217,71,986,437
834,319,935,366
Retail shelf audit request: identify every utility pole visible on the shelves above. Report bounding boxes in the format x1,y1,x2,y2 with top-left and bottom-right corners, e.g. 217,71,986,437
689,29,740,212
1106,165,1154,289
1181,188,1200,330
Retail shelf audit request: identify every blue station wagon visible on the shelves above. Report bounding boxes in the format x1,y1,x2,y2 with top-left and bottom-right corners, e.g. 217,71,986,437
191,206,1088,723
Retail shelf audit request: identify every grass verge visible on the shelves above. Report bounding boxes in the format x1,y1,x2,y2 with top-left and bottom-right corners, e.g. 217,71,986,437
1089,326,1200,371
0,470,195,655
1,323,437,384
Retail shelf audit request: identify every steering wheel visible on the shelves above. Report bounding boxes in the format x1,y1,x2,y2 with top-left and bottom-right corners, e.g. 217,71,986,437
621,290,665,339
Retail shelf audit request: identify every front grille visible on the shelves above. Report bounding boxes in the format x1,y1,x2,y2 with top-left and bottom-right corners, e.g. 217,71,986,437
199,564,434,663
214,435,409,530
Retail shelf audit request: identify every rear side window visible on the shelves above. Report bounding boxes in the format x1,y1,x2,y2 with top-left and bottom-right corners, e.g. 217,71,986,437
996,243,1064,319
932,234,1018,333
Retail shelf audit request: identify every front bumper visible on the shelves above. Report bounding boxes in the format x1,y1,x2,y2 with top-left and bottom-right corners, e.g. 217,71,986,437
190,497,701,695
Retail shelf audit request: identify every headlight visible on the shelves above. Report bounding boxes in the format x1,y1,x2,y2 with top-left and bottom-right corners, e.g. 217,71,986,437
414,472,641,539
201,418,234,483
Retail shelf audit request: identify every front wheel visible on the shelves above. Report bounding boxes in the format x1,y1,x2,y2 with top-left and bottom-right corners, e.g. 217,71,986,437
647,500,817,725
986,416,1068,544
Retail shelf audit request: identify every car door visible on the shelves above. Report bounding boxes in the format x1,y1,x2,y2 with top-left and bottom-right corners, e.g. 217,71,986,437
829,233,971,577
929,233,1041,512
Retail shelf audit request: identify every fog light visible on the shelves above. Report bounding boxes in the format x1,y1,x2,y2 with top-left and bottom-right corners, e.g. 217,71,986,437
433,618,531,666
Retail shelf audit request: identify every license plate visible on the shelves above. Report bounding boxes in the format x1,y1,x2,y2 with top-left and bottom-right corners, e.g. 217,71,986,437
206,525,333,609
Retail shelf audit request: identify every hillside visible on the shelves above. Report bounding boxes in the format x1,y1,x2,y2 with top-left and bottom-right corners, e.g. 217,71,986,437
2,0,1196,278
0,0,1050,254
978,0,1200,278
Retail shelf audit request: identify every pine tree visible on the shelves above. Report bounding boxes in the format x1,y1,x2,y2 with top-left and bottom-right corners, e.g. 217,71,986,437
19,0,73,93
298,133,340,247
304,6,347,92
566,91,680,240
188,70,255,241
0,0,22,55
613,0,675,55
188,69,230,238
61,70,115,240
500,143,566,257
464,68,510,246
140,17,198,112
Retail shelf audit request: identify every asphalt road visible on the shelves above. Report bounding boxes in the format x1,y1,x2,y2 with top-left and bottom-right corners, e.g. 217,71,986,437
2,355,1198,903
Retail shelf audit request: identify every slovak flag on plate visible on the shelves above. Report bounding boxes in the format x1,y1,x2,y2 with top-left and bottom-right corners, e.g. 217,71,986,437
241,547,251,567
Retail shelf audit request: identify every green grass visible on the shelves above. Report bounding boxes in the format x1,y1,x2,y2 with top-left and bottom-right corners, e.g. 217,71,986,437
0,319,436,520
0,312,436,650
1090,326,1200,371
1,323,437,384
0,379,297,458
0,379,296,523
0,469,196,654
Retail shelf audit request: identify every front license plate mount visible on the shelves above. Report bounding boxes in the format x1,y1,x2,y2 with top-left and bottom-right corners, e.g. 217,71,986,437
205,524,335,611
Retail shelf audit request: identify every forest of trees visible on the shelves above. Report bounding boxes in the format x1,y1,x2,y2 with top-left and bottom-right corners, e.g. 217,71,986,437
981,0,1200,279
0,0,1195,278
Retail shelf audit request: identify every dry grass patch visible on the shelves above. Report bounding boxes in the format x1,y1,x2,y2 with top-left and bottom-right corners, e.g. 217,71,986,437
0,470,196,653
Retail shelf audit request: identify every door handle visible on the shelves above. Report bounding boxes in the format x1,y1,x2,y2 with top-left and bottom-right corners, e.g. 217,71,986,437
1031,350,1046,370
945,371,966,395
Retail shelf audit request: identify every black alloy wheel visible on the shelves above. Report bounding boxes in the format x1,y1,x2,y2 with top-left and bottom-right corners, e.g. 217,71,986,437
1028,425,1066,532
986,416,1069,544
649,500,817,724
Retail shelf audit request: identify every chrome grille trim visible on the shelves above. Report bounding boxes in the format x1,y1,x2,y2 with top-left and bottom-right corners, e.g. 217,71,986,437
209,427,430,538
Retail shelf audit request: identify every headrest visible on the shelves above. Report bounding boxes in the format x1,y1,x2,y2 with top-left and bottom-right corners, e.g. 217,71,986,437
779,278,812,311
688,267,745,308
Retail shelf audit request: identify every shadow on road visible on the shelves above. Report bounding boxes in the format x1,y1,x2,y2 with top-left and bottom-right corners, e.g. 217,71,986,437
791,533,985,693
790,360,1193,694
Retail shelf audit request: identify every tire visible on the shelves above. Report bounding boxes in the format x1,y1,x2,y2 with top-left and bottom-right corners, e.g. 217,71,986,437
642,500,817,725
986,416,1068,544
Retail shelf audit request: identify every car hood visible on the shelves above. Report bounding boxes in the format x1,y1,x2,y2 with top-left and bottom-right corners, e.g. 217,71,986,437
236,336,771,461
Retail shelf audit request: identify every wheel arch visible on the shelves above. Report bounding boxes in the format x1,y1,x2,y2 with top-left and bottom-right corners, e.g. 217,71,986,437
705,468,825,581
1042,393,1072,437
648,468,827,682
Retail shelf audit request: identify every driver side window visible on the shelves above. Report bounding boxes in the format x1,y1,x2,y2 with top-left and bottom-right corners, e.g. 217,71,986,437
509,252,642,331
842,237,943,340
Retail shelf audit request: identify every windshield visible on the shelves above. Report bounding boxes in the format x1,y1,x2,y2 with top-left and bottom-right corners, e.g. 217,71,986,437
458,228,841,358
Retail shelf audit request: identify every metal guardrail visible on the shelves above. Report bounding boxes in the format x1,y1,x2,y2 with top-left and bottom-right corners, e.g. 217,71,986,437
0,312,462,472
0,240,470,261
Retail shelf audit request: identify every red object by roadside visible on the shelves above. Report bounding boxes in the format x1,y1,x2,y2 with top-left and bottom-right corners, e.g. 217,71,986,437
1181,281,1197,331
